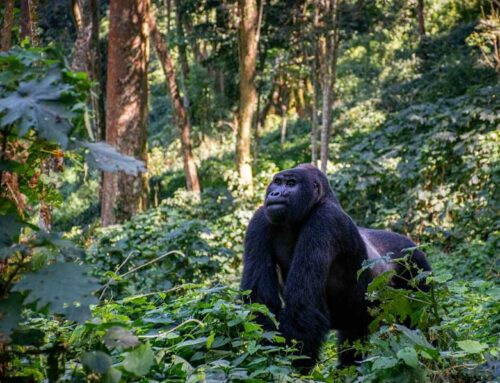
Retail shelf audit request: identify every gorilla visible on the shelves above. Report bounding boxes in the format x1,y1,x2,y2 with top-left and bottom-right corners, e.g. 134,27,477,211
241,164,431,369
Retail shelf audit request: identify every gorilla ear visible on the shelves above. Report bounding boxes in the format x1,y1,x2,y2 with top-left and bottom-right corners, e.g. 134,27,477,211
313,181,320,194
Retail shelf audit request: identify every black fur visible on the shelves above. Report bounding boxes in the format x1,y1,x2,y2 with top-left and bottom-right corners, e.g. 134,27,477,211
241,164,431,369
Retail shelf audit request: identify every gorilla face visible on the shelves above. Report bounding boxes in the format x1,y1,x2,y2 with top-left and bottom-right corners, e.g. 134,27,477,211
264,168,319,225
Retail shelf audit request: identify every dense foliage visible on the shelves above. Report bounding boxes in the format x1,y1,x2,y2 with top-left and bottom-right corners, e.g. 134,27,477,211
0,0,498,382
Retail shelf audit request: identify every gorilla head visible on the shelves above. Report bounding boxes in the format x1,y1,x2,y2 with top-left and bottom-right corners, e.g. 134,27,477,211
264,164,337,224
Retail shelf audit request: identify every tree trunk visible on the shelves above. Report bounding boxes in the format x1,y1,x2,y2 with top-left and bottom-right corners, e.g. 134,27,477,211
101,0,150,226
1,0,15,51
20,0,38,44
71,0,105,141
174,0,190,109
237,0,261,188
165,0,171,33
280,112,288,148
311,68,320,166
148,10,201,197
294,78,307,118
253,91,260,165
319,0,340,173
417,0,426,39
310,3,320,166
279,76,289,148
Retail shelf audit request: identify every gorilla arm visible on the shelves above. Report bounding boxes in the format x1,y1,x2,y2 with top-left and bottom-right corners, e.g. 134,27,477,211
241,207,282,320
279,206,334,368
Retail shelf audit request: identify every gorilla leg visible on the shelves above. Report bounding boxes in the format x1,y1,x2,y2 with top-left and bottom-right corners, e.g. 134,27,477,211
337,327,368,367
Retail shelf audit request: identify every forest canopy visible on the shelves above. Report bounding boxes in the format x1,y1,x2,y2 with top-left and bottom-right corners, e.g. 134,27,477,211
0,0,498,382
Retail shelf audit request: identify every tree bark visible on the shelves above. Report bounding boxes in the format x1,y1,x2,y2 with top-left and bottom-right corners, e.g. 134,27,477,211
311,65,320,166
319,0,340,173
1,0,15,51
279,75,289,148
101,0,150,226
237,0,261,188
20,0,38,44
253,90,260,165
148,10,201,197
174,0,191,110
310,3,320,166
417,0,426,39
71,0,105,141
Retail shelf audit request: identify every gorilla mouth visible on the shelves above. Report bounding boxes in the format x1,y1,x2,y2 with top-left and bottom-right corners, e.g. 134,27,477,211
266,200,288,208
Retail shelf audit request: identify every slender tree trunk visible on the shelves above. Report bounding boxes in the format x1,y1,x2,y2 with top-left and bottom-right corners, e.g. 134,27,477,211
279,76,289,148
165,0,171,33
280,112,288,148
319,0,340,173
295,78,307,118
148,10,201,197
1,0,15,51
311,69,320,166
310,4,320,166
184,15,202,63
253,91,260,165
101,0,150,226
237,0,261,188
417,0,426,39
71,0,105,141
174,0,191,109
20,0,38,44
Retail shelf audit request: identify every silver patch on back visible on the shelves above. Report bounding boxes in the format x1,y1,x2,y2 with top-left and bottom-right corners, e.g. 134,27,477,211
360,232,393,277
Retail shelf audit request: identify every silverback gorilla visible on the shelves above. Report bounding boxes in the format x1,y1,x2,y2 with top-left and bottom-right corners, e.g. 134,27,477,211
241,164,431,369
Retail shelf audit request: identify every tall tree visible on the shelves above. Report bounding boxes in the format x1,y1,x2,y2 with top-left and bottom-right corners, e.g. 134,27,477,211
1,0,15,51
20,0,38,44
148,9,201,196
319,0,340,172
310,4,321,166
236,0,262,188
173,0,191,111
71,0,105,140
416,0,426,39
101,0,150,226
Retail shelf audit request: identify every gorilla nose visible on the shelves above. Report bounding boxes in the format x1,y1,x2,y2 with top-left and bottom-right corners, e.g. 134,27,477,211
270,191,280,197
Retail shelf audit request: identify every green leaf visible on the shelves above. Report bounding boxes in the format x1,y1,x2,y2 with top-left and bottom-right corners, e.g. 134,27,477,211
457,340,488,354
395,325,435,350
429,273,452,284
372,356,398,370
0,293,24,336
104,326,140,349
81,351,112,374
0,214,25,249
0,68,74,148
123,343,154,376
12,263,100,322
206,332,215,349
397,347,419,367
102,368,122,383
80,141,147,176
171,355,194,374
243,322,261,333
175,337,208,349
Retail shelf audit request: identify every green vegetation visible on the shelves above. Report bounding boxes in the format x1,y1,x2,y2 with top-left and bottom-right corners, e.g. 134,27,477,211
0,0,498,382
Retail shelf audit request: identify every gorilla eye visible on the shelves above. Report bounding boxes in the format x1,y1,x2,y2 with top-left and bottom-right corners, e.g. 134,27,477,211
274,178,282,185
286,179,296,186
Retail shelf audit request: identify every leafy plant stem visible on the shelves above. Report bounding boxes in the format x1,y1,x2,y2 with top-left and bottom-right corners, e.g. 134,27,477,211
118,250,185,279
137,318,205,339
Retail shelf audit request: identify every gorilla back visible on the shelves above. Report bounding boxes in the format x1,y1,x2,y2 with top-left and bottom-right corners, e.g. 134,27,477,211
241,164,431,369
